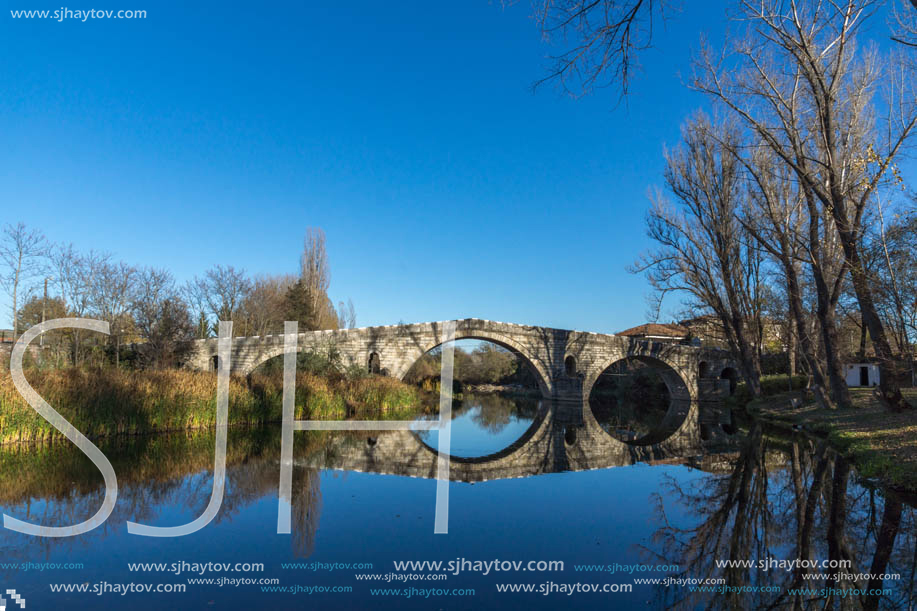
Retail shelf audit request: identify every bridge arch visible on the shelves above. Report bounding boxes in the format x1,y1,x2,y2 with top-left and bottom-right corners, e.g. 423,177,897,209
583,353,696,447
393,329,553,398
584,353,693,404
239,343,298,375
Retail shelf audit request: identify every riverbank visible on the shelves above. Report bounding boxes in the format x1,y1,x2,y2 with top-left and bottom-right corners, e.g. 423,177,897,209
745,387,917,491
0,368,426,446
461,383,541,397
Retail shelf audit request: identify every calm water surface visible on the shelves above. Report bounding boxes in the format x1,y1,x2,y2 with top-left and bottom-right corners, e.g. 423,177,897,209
0,393,914,610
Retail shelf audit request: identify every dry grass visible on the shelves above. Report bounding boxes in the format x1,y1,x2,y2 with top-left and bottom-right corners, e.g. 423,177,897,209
0,368,425,446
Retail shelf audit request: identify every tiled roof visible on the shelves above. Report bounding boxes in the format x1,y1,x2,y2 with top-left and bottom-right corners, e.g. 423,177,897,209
616,323,689,338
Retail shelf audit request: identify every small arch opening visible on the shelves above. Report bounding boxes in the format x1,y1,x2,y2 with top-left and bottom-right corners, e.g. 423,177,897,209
564,426,577,446
564,355,577,377
368,352,381,374
698,361,710,378
210,355,219,371
720,367,739,396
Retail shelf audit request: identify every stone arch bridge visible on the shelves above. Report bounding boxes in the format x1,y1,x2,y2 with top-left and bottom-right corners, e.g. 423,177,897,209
187,318,736,406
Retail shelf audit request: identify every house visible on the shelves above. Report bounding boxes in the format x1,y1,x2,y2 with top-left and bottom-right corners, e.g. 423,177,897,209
679,314,785,351
844,363,880,387
616,323,691,343
678,315,729,347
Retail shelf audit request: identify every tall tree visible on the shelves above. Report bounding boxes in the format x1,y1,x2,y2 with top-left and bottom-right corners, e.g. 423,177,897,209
300,228,335,329
90,260,136,366
633,114,765,395
0,223,47,339
189,265,251,332
132,268,194,368
738,146,845,408
240,274,297,336
694,0,917,410
284,278,317,330
49,245,109,365
336,298,357,330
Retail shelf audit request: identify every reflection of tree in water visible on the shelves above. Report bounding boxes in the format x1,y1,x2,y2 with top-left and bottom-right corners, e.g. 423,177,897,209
0,427,326,562
291,466,322,557
643,423,916,610
462,393,539,435
590,359,670,442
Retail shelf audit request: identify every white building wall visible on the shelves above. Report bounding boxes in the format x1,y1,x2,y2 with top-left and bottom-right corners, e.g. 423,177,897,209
844,363,880,387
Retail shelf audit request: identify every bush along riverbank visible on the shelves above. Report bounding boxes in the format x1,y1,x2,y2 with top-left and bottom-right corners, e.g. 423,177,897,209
731,378,917,492
0,368,428,446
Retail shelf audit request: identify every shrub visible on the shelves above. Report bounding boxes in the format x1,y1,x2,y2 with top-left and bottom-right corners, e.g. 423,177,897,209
730,374,809,406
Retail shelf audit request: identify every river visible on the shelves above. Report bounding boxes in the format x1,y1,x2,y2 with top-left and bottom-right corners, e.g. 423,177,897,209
0,392,913,609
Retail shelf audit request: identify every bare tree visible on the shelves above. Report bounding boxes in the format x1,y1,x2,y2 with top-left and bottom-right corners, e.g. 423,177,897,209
738,145,850,408
694,0,917,410
182,277,211,339
0,223,47,339
300,228,330,319
49,245,110,364
871,197,916,354
132,268,194,368
90,260,136,366
632,114,765,395
891,0,917,47
337,298,357,329
531,0,668,97
240,274,296,336
189,265,251,332
529,0,916,97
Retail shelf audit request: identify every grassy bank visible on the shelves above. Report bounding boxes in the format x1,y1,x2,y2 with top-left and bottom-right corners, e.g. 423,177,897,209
0,368,426,446
743,387,917,491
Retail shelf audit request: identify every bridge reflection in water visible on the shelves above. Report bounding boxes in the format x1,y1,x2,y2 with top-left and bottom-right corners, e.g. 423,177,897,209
297,398,736,483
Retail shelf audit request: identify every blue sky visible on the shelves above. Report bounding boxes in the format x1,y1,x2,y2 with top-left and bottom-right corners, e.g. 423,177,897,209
1,1,907,334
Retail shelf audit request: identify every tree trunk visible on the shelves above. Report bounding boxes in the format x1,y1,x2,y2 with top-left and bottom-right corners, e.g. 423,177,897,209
816,299,852,408
862,494,903,611
826,457,854,591
11,253,20,339
835,222,911,411
784,258,835,409
787,318,796,377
